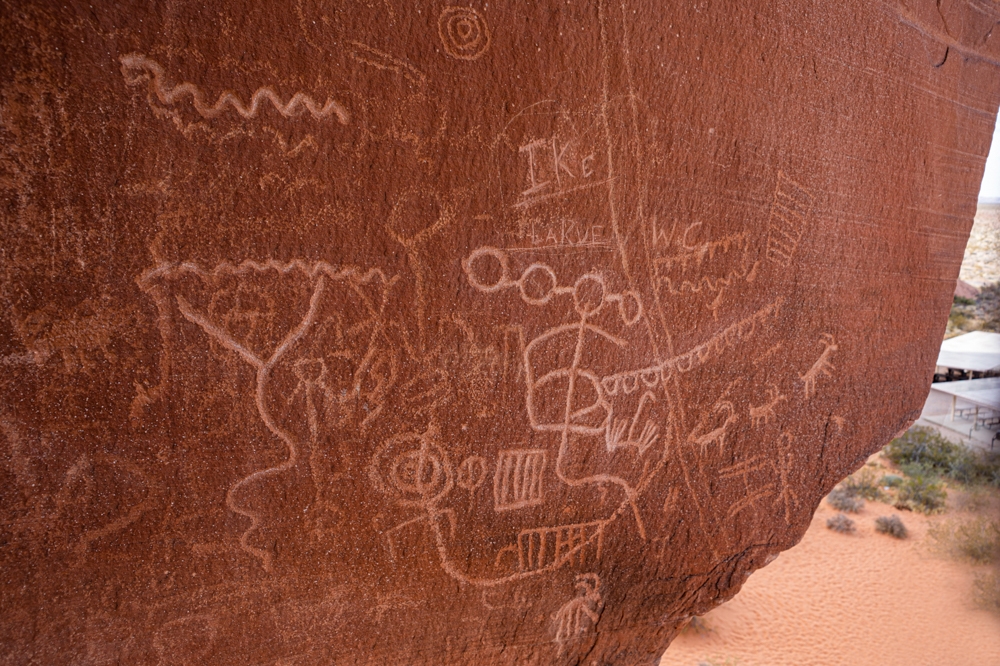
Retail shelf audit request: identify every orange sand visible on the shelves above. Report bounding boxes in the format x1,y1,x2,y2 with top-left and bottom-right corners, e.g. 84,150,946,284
660,490,1000,665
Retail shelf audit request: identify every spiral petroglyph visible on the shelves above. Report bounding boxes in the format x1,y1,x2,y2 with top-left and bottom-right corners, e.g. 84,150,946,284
438,7,492,60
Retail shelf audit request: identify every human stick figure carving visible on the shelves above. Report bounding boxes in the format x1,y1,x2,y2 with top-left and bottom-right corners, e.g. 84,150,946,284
552,573,604,648
140,260,395,571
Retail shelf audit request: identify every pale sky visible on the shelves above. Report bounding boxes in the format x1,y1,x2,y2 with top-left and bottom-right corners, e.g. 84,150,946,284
981,118,1000,202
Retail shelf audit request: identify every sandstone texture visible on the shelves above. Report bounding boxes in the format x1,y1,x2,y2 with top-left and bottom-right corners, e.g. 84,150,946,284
1,2,998,664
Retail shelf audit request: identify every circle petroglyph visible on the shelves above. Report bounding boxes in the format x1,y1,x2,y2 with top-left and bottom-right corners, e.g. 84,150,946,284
518,263,558,305
390,448,447,498
463,247,510,292
573,273,606,316
370,431,454,507
456,455,487,490
438,6,491,60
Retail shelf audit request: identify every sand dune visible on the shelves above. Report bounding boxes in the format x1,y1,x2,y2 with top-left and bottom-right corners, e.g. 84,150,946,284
660,484,1000,666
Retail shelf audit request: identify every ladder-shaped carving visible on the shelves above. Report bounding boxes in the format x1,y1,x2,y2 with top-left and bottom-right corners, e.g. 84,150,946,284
493,448,546,511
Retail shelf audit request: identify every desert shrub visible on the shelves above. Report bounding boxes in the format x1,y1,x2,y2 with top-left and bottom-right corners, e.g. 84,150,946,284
881,473,904,488
875,515,908,539
826,513,856,534
953,518,1000,564
886,427,1000,487
897,473,947,514
978,281,1000,333
948,311,971,331
827,487,864,513
955,486,993,512
885,427,965,473
842,467,886,501
974,572,1000,612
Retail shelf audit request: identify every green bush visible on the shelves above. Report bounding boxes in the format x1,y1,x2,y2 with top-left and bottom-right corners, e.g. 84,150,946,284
881,473,904,488
842,468,886,501
897,472,947,514
885,427,965,472
884,427,1000,487
875,515,908,539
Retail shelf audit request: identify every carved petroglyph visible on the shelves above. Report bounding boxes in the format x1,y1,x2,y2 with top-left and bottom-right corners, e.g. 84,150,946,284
493,449,547,511
74,455,157,562
456,456,488,491
462,243,793,566
552,573,603,648
346,41,427,88
463,249,659,460
599,298,785,386
718,432,799,523
120,54,351,124
369,424,458,561
772,433,800,524
519,521,605,572
688,400,738,455
606,391,659,454
140,260,396,571
749,385,787,427
438,6,492,60
800,333,838,399
10,299,121,374
718,456,771,520
766,171,814,266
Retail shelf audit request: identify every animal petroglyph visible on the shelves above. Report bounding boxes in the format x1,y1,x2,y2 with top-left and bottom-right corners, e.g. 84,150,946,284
800,333,838,399
766,171,814,266
493,449,547,511
120,54,351,125
749,385,787,427
552,573,604,648
688,400,738,455
438,6,492,60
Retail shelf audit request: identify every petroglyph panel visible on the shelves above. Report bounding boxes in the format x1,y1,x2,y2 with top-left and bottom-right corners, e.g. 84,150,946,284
1,0,997,664
493,448,546,511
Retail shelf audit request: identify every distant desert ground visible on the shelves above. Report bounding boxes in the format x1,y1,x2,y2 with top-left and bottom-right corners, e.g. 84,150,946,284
959,205,1000,288
660,461,1000,666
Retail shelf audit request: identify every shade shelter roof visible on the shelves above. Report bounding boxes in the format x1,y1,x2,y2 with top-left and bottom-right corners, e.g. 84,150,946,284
929,377,1000,412
936,331,1000,373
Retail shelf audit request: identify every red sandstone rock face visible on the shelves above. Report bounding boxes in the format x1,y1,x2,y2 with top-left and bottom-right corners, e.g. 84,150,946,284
1,1,998,664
